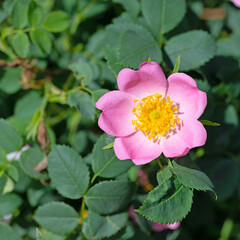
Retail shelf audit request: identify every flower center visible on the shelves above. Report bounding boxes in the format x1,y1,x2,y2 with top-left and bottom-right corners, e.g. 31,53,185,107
132,93,180,141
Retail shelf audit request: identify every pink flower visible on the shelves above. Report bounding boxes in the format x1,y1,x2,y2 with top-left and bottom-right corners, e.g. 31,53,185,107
128,205,180,232
96,62,207,165
152,221,181,232
231,0,240,7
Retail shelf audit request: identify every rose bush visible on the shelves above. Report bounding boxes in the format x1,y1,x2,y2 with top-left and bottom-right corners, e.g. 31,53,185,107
0,0,239,239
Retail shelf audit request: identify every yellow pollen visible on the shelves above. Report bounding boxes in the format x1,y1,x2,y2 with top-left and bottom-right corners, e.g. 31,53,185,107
132,93,180,141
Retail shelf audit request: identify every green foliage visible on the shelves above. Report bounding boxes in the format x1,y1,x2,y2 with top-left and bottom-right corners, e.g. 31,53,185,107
67,91,96,120
12,32,30,58
82,211,128,240
34,201,79,235
172,161,214,192
48,145,89,199
118,27,162,68
0,67,22,94
137,176,193,224
92,134,133,178
0,222,21,240
36,229,47,240
85,180,135,215
172,55,181,73
156,166,172,183
0,0,239,239
141,0,186,38
199,120,220,126
113,0,140,17
19,147,45,179
11,0,30,29
0,119,22,153
69,62,93,86
0,193,22,217
30,29,52,54
212,159,240,201
42,11,70,33
28,2,43,27
165,30,216,71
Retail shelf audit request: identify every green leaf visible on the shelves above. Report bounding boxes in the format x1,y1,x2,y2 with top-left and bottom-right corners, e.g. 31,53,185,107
0,174,7,194
82,211,128,240
92,134,133,178
12,0,30,29
165,30,216,71
103,46,124,76
199,120,220,126
36,229,47,240
172,161,214,192
172,55,181,73
137,176,193,224
85,180,135,215
0,0,16,23
113,0,140,17
92,89,109,105
86,29,107,59
69,62,93,86
0,67,22,94
157,167,172,184
28,2,43,27
42,11,70,33
0,193,22,217
14,91,42,119
12,32,30,58
34,201,79,235
48,145,89,199
5,164,19,182
27,184,50,207
30,29,52,54
118,27,162,69
19,147,45,179
212,159,240,201
216,33,240,58
0,119,22,153
102,142,114,150
224,105,239,127
141,0,186,38
67,91,96,120
0,223,21,240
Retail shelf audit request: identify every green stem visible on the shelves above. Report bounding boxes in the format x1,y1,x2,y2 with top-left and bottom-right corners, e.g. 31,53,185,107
67,85,93,95
157,158,164,169
91,174,98,184
166,158,173,168
80,197,86,218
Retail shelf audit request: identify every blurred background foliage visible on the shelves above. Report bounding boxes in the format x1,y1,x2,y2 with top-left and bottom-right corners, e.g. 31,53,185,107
0,0,240,239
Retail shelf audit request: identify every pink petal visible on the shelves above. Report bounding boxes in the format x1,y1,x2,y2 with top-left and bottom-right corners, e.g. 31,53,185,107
167,73,207,120
152,221,181,232
152,223,168,232
96,91,136,137
231,0,240,7
162,119,207,158
117,61,167,99
167,221,181,230
114,131,162,165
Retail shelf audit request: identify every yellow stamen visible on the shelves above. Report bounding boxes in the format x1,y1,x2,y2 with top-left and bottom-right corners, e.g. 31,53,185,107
132,93,180,141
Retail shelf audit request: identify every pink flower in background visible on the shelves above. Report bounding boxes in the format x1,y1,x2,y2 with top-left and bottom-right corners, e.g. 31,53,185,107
231,0,240,7
129,205,180,232
6,145,30,161
96,61,207,165
152,221,181,232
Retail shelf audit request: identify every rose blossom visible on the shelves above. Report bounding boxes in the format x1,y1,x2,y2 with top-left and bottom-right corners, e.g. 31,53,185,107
231,0,240,7
96,61,207,165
